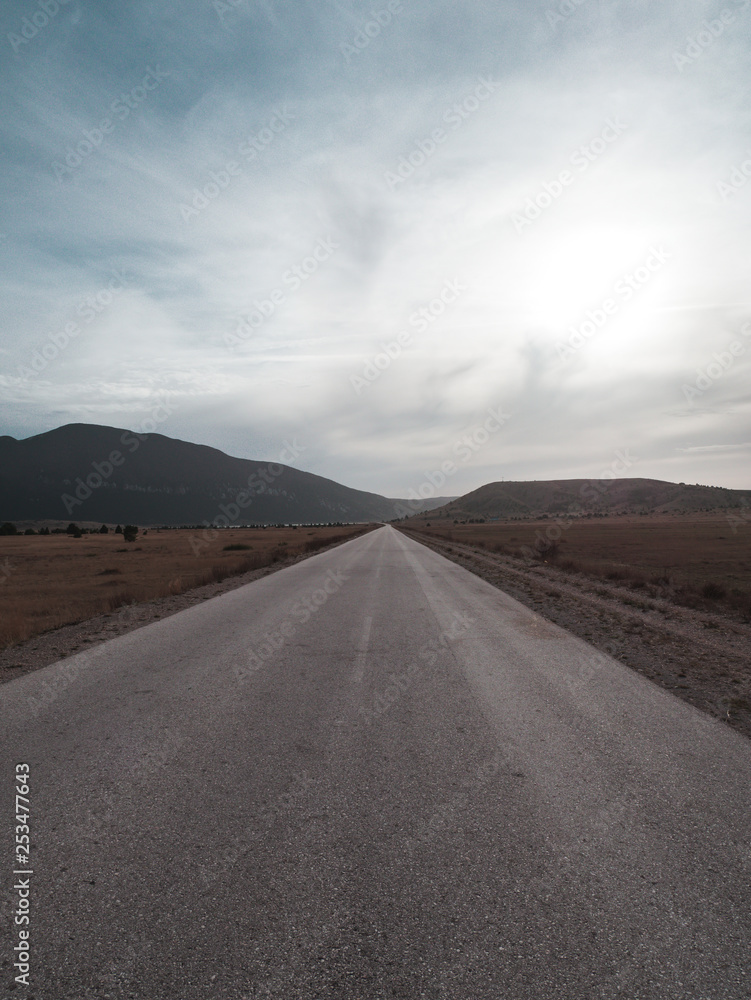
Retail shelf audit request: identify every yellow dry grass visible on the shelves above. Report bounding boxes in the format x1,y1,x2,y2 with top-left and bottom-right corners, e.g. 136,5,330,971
0,524,373,649
410,515,751,616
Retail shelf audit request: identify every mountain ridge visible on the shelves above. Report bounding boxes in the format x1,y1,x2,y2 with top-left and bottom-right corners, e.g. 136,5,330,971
0,423,453,524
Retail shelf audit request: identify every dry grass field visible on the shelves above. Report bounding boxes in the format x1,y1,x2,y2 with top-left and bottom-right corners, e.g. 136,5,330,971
0,524,375,649
410,514,751,618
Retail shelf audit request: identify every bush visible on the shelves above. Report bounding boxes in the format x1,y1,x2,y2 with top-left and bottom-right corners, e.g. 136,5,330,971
123,525,138,543
99,524,109,534
702,582,727,600
0,522,17,535
534,540,559,561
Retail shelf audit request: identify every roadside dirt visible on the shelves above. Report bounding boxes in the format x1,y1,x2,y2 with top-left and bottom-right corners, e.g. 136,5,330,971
399,527,751,741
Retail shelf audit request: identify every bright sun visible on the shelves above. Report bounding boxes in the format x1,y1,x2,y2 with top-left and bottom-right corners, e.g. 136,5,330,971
515,226,667,333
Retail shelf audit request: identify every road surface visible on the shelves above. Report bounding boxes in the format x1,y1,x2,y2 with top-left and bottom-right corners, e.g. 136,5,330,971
2,524,750,998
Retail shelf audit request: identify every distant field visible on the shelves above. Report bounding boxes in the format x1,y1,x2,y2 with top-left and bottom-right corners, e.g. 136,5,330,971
0,524,374,649
408,515,751,617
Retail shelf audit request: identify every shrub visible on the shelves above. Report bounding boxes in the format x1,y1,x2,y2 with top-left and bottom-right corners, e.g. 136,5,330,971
104,591,139,612
536,540,559,561
123,525,138,543
702,582,727,600
0,522,18,535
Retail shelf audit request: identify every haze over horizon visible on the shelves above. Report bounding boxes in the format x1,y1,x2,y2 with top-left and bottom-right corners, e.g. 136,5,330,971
2,0,750,496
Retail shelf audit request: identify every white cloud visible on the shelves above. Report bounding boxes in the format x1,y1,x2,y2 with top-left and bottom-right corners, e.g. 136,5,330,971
1,0,750,491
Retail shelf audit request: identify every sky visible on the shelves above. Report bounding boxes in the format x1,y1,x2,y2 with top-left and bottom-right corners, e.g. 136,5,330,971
1,0,750,497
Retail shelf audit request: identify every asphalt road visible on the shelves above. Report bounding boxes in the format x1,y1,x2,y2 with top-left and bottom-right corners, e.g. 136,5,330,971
2,524,750,999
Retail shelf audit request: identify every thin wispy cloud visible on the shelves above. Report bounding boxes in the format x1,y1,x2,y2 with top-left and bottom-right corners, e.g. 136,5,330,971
1,0,750,491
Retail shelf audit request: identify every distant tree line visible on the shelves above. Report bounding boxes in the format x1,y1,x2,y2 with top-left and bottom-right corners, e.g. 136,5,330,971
0,518,355,537
0,522,140,539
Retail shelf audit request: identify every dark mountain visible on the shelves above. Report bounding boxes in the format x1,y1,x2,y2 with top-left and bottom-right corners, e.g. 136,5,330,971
405,477,751,521
0,424,452,525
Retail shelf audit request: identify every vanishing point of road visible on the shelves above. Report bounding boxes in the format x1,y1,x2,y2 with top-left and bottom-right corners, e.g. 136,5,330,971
2,525,750,998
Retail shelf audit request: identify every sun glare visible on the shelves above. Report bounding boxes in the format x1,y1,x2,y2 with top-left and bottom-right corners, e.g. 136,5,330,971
517,227,666,332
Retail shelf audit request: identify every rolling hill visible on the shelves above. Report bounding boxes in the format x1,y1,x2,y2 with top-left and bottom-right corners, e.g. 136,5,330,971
405,477,751,521
0,424,453,525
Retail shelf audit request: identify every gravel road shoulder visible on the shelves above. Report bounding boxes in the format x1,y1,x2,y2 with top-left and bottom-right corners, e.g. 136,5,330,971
398,527,751,741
